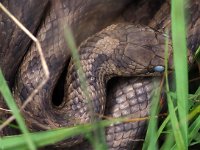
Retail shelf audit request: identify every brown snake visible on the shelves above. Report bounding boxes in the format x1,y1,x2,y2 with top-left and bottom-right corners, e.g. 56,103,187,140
0,0,200,149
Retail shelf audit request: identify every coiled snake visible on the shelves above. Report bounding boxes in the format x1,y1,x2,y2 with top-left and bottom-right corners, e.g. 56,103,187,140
0,0,199,149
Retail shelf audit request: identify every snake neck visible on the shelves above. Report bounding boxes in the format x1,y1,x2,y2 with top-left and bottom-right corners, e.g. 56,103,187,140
63,55,116,126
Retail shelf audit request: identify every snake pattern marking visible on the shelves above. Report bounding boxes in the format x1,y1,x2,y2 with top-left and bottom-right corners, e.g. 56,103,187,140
0,0,199,149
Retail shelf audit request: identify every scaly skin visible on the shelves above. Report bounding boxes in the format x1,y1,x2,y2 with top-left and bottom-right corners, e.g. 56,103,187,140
0,0,49,86
0,0,132,136
14,23,173,147
0,0,49,136
0,0,199,147
67,0,200,150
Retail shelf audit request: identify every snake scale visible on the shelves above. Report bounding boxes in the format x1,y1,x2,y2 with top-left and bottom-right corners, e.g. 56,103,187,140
0,0,199,149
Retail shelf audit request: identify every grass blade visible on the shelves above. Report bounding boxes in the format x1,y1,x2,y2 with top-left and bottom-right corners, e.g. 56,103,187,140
1,119,121,150
188,115,200,144
64,26,108,150
160,131,174,150
142,80,162,150
0,70,36,150
171,0,188,147
164,28,185,149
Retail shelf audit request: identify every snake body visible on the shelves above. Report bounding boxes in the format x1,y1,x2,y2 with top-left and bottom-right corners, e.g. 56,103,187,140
14,23,172,147
0,0,132,135
0,0,200,149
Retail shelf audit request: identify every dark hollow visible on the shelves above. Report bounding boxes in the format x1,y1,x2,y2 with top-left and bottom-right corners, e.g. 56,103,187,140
52,65,68,107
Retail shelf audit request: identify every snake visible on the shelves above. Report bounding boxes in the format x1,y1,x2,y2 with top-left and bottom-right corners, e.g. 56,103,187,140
0,0,199,149
0,0,132,135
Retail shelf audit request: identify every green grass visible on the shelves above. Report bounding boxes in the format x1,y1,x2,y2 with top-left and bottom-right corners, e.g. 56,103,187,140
0,120,122,150
0,70,36,150
64,26,108,150
0,0,200,149
144,0,199,149
171,0,188,147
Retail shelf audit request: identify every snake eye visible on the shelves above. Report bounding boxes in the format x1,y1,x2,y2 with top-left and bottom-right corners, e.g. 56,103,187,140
90,77,95,81
153,66,165,72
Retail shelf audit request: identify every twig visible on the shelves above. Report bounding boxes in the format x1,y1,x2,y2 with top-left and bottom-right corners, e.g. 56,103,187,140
0,108,12,112
0,3,49,130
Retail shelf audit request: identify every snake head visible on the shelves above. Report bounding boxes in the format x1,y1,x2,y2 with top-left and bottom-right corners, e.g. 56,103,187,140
122,26,174,76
